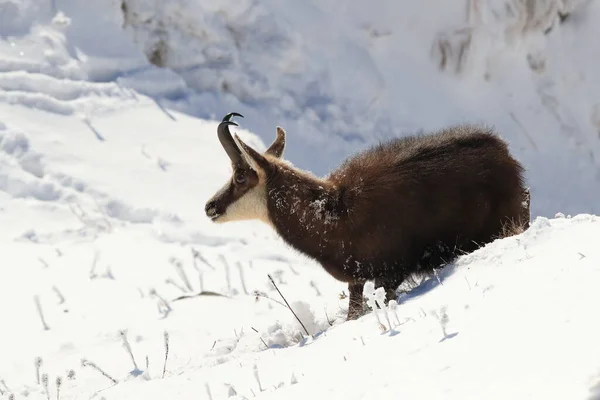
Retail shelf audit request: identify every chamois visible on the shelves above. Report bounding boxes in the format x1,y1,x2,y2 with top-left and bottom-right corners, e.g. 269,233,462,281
205,113,530,320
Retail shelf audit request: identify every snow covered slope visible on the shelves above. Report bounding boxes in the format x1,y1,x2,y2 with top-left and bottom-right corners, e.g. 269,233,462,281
1,1,600,399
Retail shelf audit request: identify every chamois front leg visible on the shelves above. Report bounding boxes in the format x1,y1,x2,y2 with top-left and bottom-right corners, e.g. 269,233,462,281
374,275,403,304
347,281,366,320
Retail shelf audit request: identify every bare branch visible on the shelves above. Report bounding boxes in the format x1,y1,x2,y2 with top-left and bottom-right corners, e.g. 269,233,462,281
268,274,309,336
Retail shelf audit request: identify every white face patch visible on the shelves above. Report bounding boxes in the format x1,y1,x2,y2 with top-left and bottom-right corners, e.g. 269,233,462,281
213,183,273,227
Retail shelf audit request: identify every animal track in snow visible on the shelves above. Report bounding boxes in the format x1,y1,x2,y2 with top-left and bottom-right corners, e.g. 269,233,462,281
0,124,59,201
0,122,182,232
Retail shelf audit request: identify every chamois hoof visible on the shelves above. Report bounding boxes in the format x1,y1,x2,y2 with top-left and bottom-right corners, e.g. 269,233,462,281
346,309,363,321
346,301,369,321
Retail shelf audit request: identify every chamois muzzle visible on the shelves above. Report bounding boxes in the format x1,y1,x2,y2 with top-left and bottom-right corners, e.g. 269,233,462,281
205,200,218,219
217,112,245,166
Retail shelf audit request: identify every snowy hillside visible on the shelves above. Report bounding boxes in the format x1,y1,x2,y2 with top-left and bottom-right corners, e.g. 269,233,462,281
1,0,600,399
2,105,600,399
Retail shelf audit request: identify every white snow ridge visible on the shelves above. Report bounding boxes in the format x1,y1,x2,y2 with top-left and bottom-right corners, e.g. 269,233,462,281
1,1,600,399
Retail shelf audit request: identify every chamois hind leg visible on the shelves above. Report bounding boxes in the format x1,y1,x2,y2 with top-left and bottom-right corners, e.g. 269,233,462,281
520,187,531,230
347,281,366,320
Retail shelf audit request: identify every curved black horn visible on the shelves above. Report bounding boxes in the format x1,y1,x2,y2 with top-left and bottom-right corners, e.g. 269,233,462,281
222,112,244,122
217,113,244,165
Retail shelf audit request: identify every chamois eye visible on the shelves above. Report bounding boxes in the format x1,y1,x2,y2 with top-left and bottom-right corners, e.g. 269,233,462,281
234,171,246,184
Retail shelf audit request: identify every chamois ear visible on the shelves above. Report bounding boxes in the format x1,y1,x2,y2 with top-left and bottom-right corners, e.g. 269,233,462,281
233,134,271,173
265,126,286,158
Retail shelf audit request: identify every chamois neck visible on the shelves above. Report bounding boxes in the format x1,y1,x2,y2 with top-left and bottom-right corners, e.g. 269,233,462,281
266,165,343,249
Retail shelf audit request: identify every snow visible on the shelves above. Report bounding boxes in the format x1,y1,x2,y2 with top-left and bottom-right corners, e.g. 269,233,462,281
1,0,600,399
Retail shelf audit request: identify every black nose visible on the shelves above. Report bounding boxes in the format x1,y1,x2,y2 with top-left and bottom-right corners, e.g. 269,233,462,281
205,201,218,218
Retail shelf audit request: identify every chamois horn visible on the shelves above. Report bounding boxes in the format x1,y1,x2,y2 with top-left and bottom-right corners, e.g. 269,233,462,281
217,112,244,166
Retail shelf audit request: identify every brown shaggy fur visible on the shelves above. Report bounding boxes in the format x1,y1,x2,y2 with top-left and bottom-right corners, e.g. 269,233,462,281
207,120,530,320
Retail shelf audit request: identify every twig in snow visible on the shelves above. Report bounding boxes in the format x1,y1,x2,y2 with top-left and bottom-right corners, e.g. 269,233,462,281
252,291,287,308
119,330,139,372
63,199,107,233
56,376,62,400
388,300,401,326
69,202,110,231
205,383,213,400
157,158,169,171
91,196,112,231
81,358,118,384
197,269,205,293
143,356,150,380
226,383,237,397
68,203,87,224
432,306,453,341
190,249,206,291
219,255,232,295
165,278,187,293
364,283,391,330
34,296,50,330
464,276,472,290
149,288,172,317
82,118,105,142
433,269,443,286
191,247,215,270
102,265,115,280
253,364,264,392
380,301,393,330
369,300,387,331
1,378,11,394
141,145,152,159
267,275,310,336
324,308,333,326
38,258,49,268
237,261,249,295
309,280,321,296
287,263,299,275
162,331,169,378
42,373,49,400
52,286,65,304
251,327,269,349
90,251,100,279
170,257,193,292
35,357,43,384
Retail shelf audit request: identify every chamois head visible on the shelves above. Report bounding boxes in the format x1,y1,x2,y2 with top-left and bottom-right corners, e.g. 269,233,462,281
204,113,286,225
